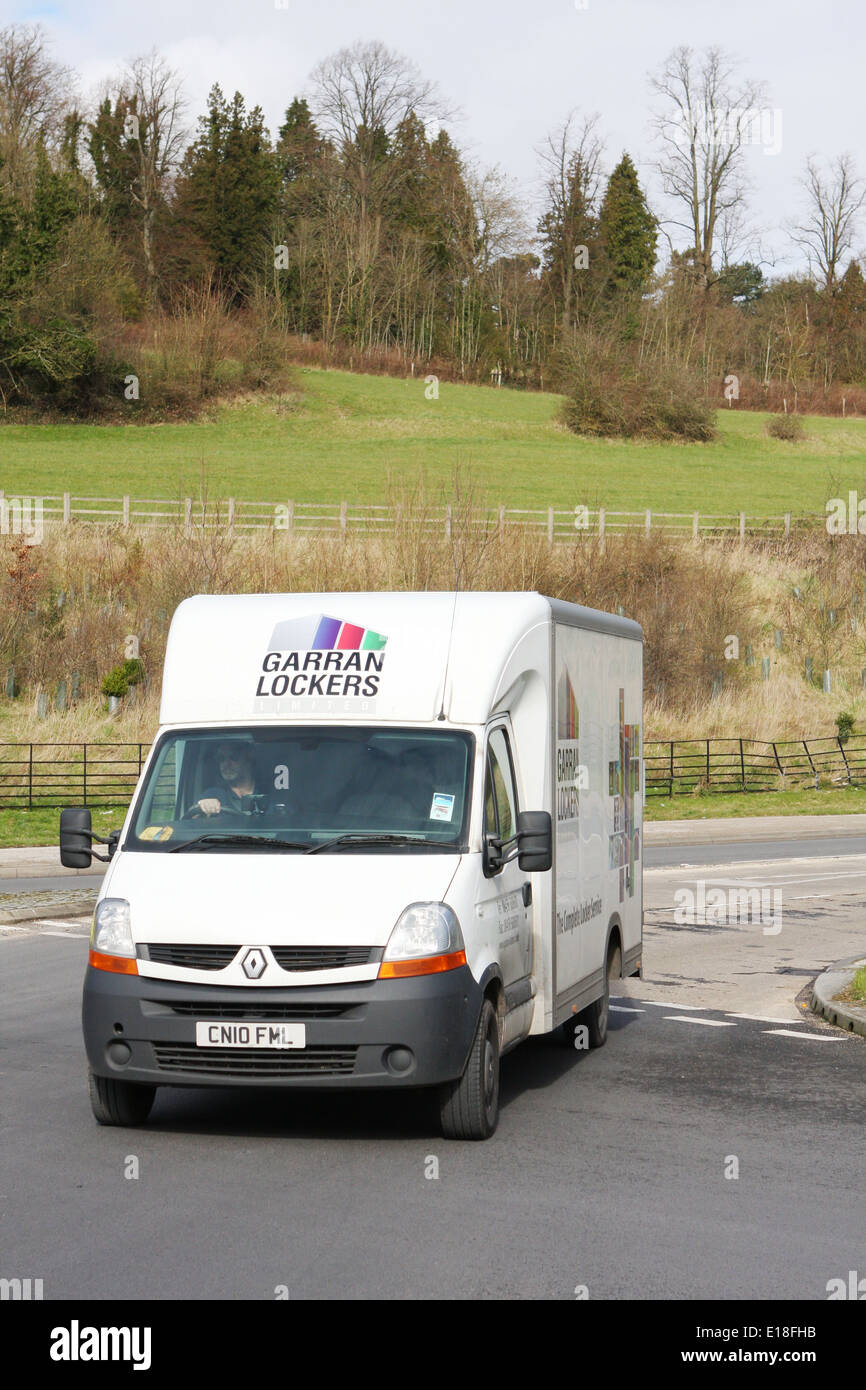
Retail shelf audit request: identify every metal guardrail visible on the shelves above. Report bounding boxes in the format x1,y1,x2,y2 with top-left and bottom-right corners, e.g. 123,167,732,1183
0,743,149,809
2,736,865,810
644,736,866,796
0,491,823,541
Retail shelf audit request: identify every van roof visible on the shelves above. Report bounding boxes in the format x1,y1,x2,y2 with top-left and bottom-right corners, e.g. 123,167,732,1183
159,592,642,727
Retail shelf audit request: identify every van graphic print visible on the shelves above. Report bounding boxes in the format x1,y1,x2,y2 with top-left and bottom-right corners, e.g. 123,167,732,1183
255,614,388,700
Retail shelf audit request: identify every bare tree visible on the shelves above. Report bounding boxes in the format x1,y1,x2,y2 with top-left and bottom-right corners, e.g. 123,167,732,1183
0,23,74,201
650,45,765,289
790,154,866,294
536,111,603,333
100,51,187,306
307,40,452,220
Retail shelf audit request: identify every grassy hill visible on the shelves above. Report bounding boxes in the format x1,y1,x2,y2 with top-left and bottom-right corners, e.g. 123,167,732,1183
2,367,866,513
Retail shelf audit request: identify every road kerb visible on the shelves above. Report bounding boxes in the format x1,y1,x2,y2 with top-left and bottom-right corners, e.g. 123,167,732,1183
810,955,866,1038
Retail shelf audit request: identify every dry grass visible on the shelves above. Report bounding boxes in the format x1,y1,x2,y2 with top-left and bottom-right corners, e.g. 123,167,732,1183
3,491,866,746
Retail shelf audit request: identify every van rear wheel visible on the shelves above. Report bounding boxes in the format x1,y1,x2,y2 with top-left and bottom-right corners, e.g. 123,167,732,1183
578,941,622,1049
88,1069,156,1126
438,998,499,1140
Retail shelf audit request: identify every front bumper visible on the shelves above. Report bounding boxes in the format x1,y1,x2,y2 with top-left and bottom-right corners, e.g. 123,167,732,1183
83,965,482,1089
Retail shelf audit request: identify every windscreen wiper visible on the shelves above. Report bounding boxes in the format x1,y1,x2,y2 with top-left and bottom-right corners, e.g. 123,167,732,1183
306,833,452,854
168,834,311,853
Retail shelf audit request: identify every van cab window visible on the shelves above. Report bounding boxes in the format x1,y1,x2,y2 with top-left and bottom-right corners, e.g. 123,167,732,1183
127,726,474,853
485,726,518,847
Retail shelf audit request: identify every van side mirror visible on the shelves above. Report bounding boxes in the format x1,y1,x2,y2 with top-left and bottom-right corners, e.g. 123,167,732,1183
60,807,93,868
517,810,552,872
59,808,119,867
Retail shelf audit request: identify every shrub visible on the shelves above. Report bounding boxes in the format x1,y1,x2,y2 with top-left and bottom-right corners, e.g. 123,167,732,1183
559,337,717,441
835,709,855,743
101,666,130,698
766,413,804,441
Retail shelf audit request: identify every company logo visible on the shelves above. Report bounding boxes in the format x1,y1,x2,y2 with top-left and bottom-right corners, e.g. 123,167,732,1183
242,948,267,979
256,614,388,700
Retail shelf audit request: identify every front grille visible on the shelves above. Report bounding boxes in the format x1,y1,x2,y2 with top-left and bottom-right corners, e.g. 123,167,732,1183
147,1000,351,1020
271,946,378,971
142,944,239,971
153,1043,358,1076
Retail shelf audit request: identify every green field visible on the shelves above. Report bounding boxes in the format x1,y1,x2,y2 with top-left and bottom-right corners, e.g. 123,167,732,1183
2,367,866,512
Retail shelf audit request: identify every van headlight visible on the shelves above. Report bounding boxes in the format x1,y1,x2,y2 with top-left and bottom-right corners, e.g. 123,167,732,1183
379,903,466,979
91,898,135,957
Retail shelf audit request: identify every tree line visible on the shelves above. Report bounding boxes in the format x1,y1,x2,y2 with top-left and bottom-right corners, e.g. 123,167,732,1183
1,24,864,418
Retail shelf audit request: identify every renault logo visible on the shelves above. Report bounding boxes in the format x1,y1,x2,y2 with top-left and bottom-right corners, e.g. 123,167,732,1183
242,948,267,979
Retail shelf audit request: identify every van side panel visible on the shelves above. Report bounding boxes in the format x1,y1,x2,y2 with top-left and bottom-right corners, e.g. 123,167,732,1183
547,621,643,1029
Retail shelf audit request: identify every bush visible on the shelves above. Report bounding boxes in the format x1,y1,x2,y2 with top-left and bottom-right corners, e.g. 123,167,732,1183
101,666,130,698
835,709,855,743
559,339,717,441
766,413,804,441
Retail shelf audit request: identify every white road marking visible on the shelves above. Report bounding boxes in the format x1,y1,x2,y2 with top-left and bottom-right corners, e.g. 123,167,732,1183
609,1005,645,1013
41,930,88,938
762,1028,845,1041
37,919,90,929
726,1013,805,1024
638,1000,706,1011
663,1016,737,1027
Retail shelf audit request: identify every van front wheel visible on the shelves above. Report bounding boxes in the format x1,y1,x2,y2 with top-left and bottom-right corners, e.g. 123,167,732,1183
88,1070,156,1126
438,998,500,1140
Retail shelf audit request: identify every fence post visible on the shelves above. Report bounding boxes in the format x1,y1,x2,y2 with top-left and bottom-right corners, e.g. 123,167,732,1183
739,738,746,788
83,743,87,804
499,504,505,539
63,492,71,524
547,506,554,547
340,501,347,535
739,512,746,544
286,499,294,532
445,504,452,539
706,739,710,784
598,509,605,546
28,743,33,809
227,497,235,537
838,736,851,781
784,513,790,536
645,509,651,535
669,740,674,797
184,498,192,537
122,496,130,529
693,511,699,540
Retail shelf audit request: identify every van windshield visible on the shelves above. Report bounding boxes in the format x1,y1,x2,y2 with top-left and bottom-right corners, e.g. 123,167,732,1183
126,726,474,853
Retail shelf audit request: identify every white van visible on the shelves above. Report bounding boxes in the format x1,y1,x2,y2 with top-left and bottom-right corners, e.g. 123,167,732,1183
61,592,643,1140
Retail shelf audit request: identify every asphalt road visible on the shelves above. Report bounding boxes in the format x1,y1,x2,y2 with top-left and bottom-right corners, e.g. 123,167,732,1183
647,835,866,867
3,830,863,895
2,894,863,1300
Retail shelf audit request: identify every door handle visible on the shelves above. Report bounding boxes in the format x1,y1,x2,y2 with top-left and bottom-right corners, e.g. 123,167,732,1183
521,882,532,907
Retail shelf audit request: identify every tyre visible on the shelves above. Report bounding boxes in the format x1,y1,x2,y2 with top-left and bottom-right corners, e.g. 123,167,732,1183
88,1069,156,1126
577,940,622,1050
439,998,500,1140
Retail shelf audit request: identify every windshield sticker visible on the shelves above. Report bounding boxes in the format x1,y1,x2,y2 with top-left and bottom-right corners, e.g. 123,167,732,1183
429,792,455,821
255,614,388,701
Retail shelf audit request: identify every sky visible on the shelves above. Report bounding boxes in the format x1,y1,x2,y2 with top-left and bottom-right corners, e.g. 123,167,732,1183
5,0,866,277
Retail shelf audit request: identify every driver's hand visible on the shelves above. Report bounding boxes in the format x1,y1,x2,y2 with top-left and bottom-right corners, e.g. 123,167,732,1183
197,798,221,816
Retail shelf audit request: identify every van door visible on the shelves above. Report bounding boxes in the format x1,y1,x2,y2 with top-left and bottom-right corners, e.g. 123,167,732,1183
476,722,532,988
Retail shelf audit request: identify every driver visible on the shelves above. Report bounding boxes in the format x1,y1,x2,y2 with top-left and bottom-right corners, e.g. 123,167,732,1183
194,742,265,817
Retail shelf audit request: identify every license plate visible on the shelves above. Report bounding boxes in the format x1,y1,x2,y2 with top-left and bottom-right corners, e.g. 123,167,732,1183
195,1021,306,1049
